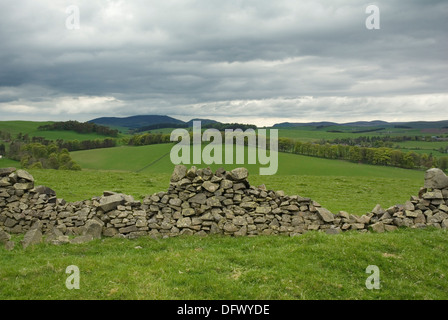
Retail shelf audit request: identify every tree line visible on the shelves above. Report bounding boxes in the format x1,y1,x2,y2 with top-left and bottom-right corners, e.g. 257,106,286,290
38,120,119,137
277,138,448,171
326,134,448,148
133,122,258,133
8,141,81,171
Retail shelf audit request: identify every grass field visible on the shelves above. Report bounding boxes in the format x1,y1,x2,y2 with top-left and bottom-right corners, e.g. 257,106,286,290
394,140,448,157
0,157,20,168
275,127,426,142
1,123,447,301
1,228,447,300
66,143,425,214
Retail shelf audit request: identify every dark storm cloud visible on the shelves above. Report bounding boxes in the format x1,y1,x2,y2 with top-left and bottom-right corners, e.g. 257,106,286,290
0,0,447,125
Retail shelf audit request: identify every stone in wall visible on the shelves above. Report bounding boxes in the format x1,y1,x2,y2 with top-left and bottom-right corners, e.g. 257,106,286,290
1,166,447,248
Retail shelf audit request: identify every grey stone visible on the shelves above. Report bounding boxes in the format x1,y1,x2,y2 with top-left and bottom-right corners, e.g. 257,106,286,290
186,166,197,179
169,198,182,206
31,185,56,196
229,167,249,181
316,207,335,223
206,196,221,207
370,222,385,233
182,208,196,216
14,182,34,190
384,225,398,232
202,181,219,193
0,230,11,244
16,170,34,182
223,222,239,233
51,236,70,245
171,165,187,182
21,227,42,249
4,218,18,228
119,225,138,233
135,218,147,227
255,206,271,214
177,217,192,228
0,167,16,177
403,201,415,211
423,190,443,200
99,194,125,212
405,210,420,218
338,211,350,220
44,226,64,243
0,177,11,187
103,227,118,237
220,179,233,189
233,216,247,226
83,219,103,239
424,168,448,189
414,212,426,224
371,204,385,216
188,193,207,204
442,219,448,229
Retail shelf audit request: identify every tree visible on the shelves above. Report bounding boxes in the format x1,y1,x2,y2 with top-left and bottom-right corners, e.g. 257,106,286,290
47,153,60,169
438,157,448,172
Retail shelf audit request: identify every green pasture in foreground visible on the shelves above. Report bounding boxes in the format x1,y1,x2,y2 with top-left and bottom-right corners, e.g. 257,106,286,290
1,228,447,300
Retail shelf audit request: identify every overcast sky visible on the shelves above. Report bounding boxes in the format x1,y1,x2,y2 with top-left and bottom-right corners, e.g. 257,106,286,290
0,0,447,126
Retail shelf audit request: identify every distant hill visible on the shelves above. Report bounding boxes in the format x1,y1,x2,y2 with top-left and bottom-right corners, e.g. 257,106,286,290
273,121,337,128
88,115,224,130
187,118,220,127
89,115,184,129
342,120,390,127
273,120,448,129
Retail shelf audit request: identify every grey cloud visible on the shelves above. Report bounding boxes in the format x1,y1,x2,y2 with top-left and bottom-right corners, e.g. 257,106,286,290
0,0,447,124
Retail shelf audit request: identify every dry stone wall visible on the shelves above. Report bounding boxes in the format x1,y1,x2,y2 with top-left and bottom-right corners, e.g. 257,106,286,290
1,165,448,249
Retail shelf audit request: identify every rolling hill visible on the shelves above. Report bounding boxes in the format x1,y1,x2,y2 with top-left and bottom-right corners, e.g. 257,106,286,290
273,120,448,129
88,115,222,130
88,115,185,129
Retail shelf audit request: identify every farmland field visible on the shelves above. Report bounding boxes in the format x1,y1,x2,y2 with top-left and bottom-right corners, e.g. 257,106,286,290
275,127,425,142
68,143,425,214
1,122,447,301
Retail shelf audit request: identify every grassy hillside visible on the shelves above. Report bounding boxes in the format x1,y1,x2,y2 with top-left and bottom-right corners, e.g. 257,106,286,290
394,140,448,157
0,157,20,168
70,143,423,178
275,127,425,142
61,143,425,214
